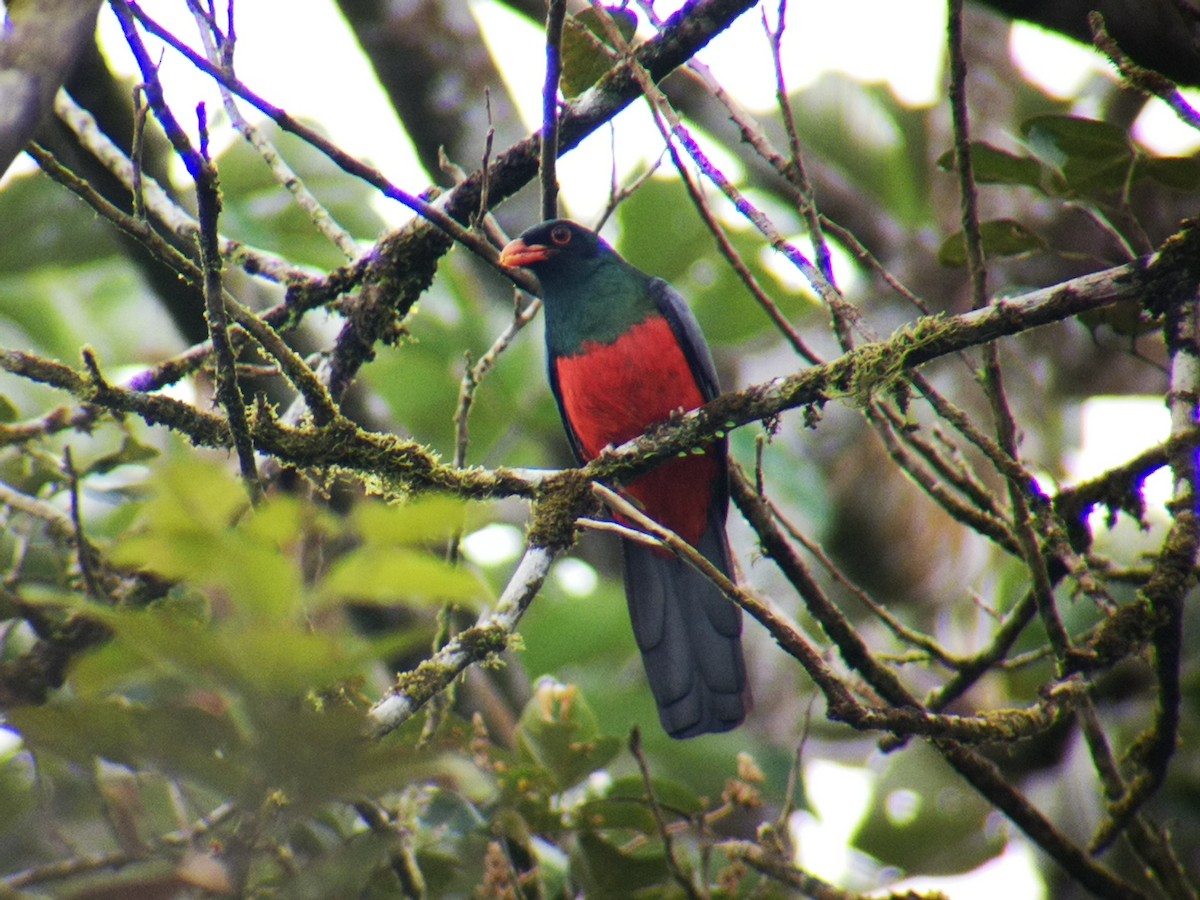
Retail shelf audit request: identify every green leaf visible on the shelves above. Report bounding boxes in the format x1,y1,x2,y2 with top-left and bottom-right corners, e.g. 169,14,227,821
853,743,1006,874
936,142,1045,190
114,527,301,618
317,545,488,609
352,495,478,546
575,796,657,832
603,774,703,817
0,171,122,275
560,8,638,98
1021,115,1133,195
0,741,37,839
66,600,349,698
570,831,669,897
0,395,18,423
574,774,703,833
788,74,934,225
83,434,161,476
0,259,170,365
1135,155,1200,191
9,700,244,796
937,219,1047,267
617,178,818,345
216,121,384,270
516,680,621,791
109,460,303,618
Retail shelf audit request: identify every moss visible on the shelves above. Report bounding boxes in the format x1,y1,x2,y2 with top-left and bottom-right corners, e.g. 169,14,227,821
391,657,450,709
1067,598,1155,673
456,623,510,661
820,315,956,408
526,471,593,549
1140,218,1200,320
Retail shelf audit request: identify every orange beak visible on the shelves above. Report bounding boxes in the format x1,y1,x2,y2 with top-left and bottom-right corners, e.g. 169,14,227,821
498,238,554,269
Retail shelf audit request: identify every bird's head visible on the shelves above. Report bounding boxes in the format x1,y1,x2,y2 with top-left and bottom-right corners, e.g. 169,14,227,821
499,219,613,294
499,219,656,351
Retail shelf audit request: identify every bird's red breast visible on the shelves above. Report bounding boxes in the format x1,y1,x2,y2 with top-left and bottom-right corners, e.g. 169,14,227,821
553,314,717,548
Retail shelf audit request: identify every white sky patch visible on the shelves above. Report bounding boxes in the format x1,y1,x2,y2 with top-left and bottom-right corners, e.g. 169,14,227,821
471,0,544,131
1065,395,1173,515
759,232,863,300
792,759,874,883
1133,93,1200,156
1009,21,1115,101
0,726,21,758
698,0,946,110
794,759,1046,898
460,522,524,566
95,0,424,212
878,838,1046,899
552,557,599,597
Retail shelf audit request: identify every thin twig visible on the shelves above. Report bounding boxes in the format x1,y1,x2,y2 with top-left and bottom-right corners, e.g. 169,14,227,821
1090,11,1200,133
763,0,834,286
62,447,101,600
540,0,567,220
194,110,261,501
629,728,704,899
187,0,360,260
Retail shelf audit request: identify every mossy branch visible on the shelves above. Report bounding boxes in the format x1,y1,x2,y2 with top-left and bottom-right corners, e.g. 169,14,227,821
0,244,1176,502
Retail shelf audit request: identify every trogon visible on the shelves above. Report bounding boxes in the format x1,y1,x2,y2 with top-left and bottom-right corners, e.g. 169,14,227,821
499,219,749,738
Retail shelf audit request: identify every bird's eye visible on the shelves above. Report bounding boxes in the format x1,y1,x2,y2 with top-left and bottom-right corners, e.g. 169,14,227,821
550,225,572,246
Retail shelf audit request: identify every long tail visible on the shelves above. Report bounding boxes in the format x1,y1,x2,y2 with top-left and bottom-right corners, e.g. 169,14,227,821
621,513,749,738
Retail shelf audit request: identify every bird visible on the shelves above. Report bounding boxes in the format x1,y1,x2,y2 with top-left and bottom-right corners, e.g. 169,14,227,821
499,219,748,739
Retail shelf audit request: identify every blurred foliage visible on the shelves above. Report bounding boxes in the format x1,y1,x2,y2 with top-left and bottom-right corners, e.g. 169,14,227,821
0,0,1197,897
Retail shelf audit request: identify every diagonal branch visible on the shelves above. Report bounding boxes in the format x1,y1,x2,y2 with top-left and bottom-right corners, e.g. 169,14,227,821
368,543,561,737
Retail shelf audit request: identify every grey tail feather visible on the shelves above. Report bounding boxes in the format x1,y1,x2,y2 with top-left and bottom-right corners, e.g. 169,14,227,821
621,515,749,739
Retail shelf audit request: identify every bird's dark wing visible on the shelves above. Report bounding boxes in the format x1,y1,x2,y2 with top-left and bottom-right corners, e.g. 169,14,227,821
648,278,721,403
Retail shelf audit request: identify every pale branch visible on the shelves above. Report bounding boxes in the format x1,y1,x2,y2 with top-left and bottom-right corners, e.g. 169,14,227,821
53,92,321,289
368,544,560,738
0,0,104,176
1091,283,1200,852
187,2,361,261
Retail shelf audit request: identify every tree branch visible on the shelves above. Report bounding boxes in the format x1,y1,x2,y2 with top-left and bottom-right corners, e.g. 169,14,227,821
0,0,103,175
